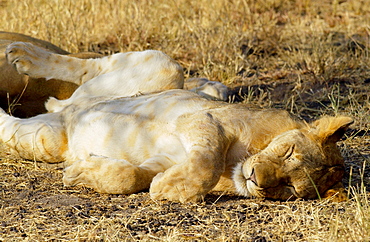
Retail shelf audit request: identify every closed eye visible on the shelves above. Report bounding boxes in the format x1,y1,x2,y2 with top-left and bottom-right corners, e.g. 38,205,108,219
284,144,295,160
287,184,299,198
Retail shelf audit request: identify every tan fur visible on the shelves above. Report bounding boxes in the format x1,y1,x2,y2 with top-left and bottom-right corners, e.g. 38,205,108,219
0,33,352,203
184,77,228,101
0,32,103,117
0,90,353,202
1,32,227,117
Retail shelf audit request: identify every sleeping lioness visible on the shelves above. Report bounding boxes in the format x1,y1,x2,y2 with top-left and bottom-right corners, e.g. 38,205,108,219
0,41,353,203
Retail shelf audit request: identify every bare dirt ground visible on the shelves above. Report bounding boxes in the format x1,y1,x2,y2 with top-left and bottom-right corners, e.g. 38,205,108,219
0,0,370,241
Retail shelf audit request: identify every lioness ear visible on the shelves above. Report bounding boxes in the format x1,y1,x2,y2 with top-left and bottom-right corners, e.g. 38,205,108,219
311,116,354,143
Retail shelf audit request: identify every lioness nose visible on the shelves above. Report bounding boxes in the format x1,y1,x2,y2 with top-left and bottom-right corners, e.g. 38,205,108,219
247,168,258,186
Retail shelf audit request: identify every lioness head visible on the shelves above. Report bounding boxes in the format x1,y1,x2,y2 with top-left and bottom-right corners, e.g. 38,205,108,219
233,116,353,200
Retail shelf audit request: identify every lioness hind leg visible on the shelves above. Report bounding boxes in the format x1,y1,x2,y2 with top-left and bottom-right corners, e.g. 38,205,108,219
6,41,52,78
6,42,103,85
0,108,66,163
63,154,174,194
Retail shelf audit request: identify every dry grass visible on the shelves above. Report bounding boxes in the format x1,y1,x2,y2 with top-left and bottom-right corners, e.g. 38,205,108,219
0,0,370,241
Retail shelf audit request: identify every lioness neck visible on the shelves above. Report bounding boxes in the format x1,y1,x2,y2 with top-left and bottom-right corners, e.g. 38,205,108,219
214,107,304,159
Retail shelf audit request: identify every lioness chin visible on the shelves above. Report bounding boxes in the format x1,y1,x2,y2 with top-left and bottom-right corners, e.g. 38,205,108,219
0,39,353,203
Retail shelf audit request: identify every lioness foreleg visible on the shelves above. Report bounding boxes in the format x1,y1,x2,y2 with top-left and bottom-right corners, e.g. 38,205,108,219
149,148,227,202
63,154,175,194
149,116,229,202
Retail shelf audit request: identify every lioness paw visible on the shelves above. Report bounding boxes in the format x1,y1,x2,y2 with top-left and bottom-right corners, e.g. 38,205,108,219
149,172,205,203
323,189,348,202
322,183,348,202
6,42,52,77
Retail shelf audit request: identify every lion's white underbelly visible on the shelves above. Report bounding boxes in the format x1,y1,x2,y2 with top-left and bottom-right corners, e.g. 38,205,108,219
65,106,187,165
62,90,229,165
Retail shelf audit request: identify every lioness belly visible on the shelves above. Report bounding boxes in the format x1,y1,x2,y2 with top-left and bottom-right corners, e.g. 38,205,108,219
66,110,186,165
63,90,227,165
